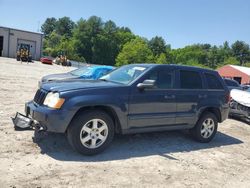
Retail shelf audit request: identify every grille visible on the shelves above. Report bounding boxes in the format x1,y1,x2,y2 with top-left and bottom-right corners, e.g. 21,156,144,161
33,89,48,105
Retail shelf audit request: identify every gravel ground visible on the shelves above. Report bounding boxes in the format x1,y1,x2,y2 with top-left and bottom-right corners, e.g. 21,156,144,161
0,57,250,188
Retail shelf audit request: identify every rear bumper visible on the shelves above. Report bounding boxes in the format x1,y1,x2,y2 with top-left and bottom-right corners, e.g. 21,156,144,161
25,101,75,133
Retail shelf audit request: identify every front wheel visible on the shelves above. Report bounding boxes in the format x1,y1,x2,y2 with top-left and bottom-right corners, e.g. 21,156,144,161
190,112,218,143
67,110,114,155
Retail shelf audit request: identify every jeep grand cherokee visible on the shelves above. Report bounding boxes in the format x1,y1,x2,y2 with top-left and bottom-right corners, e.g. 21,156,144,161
25,64,230,155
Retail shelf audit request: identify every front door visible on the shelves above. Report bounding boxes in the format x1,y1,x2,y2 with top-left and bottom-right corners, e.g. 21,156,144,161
128,67,176,128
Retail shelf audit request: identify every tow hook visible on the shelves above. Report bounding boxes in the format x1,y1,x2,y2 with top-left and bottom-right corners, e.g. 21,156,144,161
35,124,47,132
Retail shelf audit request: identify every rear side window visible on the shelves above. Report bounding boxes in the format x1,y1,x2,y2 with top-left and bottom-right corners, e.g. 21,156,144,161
205,73,224,89
180,70,202,89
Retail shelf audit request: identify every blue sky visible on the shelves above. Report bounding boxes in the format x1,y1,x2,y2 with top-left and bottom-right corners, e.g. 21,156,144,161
0,0,249,48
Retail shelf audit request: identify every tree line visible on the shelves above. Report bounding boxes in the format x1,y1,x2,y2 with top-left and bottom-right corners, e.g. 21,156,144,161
41,16,250,69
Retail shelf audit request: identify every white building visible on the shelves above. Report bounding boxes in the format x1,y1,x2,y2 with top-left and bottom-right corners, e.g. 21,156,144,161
0,26,43,60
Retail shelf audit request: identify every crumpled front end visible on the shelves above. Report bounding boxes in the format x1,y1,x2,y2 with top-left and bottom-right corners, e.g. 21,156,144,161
229,89,250,119
229,99,250,119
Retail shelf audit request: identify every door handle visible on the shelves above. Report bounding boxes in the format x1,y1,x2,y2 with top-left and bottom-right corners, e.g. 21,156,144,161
164,95,175,99
198,94,207,99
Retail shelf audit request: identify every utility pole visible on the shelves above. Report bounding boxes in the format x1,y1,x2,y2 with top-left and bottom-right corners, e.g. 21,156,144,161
37,21,40,32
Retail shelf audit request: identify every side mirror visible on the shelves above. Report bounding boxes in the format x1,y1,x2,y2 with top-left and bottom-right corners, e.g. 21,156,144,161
137,79,155,90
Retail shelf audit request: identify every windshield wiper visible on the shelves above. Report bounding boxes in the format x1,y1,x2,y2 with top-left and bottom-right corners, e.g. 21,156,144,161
99,78,126,85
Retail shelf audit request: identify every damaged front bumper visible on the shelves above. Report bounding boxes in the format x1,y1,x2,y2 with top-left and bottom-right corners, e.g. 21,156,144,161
12,112,47,131
229,100,250,119
13,100,73,133
21,101,74,133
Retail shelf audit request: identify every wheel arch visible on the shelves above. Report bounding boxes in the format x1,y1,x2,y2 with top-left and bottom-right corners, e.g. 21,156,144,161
198,107,222,123
67,105,122,134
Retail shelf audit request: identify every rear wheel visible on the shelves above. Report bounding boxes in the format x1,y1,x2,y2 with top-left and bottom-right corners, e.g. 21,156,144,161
67,110,114,155
190,112,218,143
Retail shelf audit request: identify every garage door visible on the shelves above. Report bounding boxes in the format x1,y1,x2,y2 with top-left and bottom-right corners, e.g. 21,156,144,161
17,39,36,59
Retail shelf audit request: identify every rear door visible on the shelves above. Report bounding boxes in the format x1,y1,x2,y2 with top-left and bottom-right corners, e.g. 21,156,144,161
175,69,207,125
128,66,177,128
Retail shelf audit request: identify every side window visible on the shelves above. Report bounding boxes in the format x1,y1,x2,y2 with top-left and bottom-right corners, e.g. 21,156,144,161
180,70,202,89
147,69,174,89
205,73,223,89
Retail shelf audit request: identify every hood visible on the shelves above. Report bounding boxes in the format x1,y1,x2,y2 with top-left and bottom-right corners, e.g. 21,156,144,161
42,73,79,82
41,79,122,92
231,89,250,107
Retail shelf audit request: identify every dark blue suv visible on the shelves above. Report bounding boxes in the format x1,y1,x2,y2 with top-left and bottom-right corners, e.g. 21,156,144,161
25,64,230,155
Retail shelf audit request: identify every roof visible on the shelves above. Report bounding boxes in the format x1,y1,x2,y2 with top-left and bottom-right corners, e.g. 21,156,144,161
230,65,250,76
128,63,216,73
0,26,43,36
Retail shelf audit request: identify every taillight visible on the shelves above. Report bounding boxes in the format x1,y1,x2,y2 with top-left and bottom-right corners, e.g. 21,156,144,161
226,93,231,103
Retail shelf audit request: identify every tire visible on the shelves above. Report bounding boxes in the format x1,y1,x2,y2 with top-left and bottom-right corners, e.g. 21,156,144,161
67,110,115,155
190,112,218,143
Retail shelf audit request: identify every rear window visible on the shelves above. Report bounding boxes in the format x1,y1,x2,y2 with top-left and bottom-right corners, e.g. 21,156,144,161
224,79,239,87
205,73,224,89
180,70,202,89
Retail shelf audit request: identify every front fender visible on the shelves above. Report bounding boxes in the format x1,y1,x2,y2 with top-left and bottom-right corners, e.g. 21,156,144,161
63,94,129,130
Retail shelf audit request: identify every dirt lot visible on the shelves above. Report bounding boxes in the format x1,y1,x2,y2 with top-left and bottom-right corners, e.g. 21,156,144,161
0,57,250,188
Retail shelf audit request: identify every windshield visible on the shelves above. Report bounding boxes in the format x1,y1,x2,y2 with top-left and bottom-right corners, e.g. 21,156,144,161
100,65,148,84
70,66,94,76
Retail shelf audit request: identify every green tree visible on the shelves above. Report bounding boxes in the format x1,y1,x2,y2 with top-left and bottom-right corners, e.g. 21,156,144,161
55,17,75,37
40,16,250,67
86,16,103,37
222,41,231,57
41,17,57,38
92,33,115,65
73,17,135,65
223,57,240,66
92,20,117,65
116,37,154,66
46,31,62,48
72,18,93,63
43,31,62,57
114,28,135,50
231,41,250,65
148,36,166,56
207,46,222,69
92,20,135,65
170,45,208,66
155,53,168,64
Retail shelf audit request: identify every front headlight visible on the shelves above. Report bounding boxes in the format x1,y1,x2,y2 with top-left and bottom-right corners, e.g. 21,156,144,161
43,92,65,109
